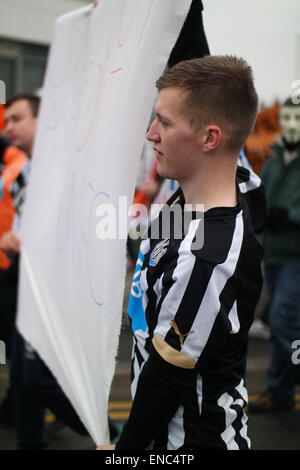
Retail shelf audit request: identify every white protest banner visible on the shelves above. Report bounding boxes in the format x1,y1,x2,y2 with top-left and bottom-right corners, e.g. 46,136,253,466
17,0,192,444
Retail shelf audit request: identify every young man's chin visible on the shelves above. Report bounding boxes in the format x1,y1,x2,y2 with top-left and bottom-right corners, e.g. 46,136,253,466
157,167,169,179
156,161,170,179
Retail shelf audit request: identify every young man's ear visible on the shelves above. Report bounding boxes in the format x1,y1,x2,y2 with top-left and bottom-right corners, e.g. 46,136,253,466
202,125,222,152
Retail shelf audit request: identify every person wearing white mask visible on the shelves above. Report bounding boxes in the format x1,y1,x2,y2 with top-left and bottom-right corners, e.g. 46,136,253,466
249,98,300,413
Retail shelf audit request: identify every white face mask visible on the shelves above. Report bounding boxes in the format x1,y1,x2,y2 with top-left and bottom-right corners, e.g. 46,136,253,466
279,105,300,144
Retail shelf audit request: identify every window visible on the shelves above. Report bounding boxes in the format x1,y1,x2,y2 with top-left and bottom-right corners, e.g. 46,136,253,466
0,40,49,99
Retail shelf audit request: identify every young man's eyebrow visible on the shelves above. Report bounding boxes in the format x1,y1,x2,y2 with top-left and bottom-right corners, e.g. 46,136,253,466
155,111,171,124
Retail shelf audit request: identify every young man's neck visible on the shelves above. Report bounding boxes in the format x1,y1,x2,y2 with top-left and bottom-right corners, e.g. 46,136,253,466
179,155,238,212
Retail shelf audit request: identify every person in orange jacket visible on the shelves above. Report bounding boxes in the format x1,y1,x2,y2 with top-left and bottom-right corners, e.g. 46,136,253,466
0,94,38,426
0,138,28,271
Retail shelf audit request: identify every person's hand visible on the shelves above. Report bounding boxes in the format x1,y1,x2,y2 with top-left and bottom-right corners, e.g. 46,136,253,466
0,231,21,257
96,444,115,450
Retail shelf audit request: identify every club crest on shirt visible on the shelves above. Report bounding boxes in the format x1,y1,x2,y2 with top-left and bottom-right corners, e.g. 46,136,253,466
149,239,170,266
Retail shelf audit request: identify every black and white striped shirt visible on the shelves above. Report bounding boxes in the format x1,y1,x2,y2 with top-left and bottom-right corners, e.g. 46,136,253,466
117,166,266,450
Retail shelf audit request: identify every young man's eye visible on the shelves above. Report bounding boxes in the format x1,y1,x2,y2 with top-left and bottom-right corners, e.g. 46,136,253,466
159,120,168,128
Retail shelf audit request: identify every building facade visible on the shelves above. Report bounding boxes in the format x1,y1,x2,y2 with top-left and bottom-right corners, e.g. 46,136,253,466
0,0,90,98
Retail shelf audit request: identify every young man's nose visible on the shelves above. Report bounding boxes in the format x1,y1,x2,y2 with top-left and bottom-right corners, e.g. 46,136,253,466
147,119,160,142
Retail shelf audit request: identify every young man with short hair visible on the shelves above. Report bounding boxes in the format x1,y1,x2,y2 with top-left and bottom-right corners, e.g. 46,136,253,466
103,55,266,450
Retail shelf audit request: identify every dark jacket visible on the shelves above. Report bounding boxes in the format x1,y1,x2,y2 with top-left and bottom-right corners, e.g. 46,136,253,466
260,142,300,264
